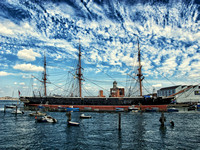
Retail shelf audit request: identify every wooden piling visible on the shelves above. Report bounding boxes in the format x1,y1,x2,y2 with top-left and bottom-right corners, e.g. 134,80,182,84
15,106,18,115
159,112,166,127
118,113,121,130
66,111,72,122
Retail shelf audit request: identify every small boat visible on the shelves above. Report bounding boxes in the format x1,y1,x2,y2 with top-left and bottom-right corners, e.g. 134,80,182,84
36,115,57,123
132,108,140,113
116,108,124,112
66,107,80,112
11,109,24,114
145,107,158,112
38,105,45,109
197,101,200,111
68,121,80,126
128,105,140,112
5,105,16,109
29,111,46,116
57,106,66,112
80,114,91,119
167,107,179,112
188,105,196,111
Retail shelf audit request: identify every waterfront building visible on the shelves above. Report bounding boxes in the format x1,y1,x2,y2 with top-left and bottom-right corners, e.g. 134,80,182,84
157,85,200,103
110,81,125,97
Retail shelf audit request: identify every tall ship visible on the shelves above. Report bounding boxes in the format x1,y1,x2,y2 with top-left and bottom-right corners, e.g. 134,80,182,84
20,38,173,111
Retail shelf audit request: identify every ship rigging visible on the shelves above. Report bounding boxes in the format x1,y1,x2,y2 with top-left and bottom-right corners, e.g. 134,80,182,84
20,37,173,110
33,37,147,98
26,37,161,98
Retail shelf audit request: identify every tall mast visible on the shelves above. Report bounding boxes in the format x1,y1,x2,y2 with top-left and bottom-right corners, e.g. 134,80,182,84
137,37,143,96
77,39,83,97
43,52,47,96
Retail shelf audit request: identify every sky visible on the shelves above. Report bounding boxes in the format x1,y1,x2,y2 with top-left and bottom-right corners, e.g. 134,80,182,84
0,0,200,97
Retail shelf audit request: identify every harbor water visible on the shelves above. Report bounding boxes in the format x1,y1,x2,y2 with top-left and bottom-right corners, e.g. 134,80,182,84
0,100,200,150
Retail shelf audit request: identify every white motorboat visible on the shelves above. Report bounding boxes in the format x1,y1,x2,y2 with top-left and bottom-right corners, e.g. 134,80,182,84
80,114,91,119
11,109,24,114
36,115,57,123
167,107,179,112
128,105,140,112
68,121,80,126
29,111,46,117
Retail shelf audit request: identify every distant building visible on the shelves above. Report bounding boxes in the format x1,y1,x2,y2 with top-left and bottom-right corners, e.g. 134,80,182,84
110,81,125,97
157,85,200,103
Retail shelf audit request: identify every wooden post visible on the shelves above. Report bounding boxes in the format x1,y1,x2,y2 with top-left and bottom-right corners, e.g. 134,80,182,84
118,113,121,130
15,106,18,115
66,111,71,122
159,112,166,127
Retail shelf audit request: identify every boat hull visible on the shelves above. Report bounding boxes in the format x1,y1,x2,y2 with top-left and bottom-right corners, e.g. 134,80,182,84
20,96,172,111
20,96,172,105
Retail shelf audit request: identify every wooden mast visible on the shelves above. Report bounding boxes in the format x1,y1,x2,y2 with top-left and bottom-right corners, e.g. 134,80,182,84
43,52,47,96
137,37,143,96
77,39,83,97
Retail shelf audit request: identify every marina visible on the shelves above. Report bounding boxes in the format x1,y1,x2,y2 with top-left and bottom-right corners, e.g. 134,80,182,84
0,100,200,149
0,0,200,149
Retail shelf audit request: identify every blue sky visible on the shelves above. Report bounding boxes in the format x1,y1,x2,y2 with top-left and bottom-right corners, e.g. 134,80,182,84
0,0,200,97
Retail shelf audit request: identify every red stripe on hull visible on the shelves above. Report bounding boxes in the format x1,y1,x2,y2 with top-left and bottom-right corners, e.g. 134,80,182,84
27,104,168,111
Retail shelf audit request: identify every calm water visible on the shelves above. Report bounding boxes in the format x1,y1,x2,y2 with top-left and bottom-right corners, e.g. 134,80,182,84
0,100,200,150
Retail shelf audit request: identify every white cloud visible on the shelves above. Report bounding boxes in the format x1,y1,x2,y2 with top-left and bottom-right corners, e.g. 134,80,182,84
0,21,14,35
0,71,14,76
14,82,18,85
19,82,25,85
17,49,41,61
13,63,44,72
152,84,162,88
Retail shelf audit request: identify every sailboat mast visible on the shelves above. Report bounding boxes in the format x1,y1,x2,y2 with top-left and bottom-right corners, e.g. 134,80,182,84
43,53,47,97
77,39,82,97
137,37,143,96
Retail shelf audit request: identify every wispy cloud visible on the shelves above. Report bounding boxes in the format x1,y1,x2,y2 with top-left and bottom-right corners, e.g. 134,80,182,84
0,71,14,76
0,0,199,96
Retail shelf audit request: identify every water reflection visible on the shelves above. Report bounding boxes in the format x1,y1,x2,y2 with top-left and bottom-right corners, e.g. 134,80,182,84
117,130,122,149
134,113,146,149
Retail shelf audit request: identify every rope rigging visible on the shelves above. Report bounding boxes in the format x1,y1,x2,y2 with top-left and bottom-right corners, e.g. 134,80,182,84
83,76,110,94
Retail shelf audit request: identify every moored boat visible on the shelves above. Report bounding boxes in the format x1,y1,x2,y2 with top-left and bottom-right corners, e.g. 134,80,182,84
11,108,24,114
80,114,91,119
197,101,200,111
167,107,179,112
116,107,124,112
35,115,57,123
188,105,196,111
68,121,80,126
145,107,159,112
29,111,46,116
128,105,140,112
5,105,16,109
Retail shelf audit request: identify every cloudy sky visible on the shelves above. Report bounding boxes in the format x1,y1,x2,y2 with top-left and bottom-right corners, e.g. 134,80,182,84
0,0,200,97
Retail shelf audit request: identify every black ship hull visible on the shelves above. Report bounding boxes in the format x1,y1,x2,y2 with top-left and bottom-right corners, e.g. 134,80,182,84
20,96,172,106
